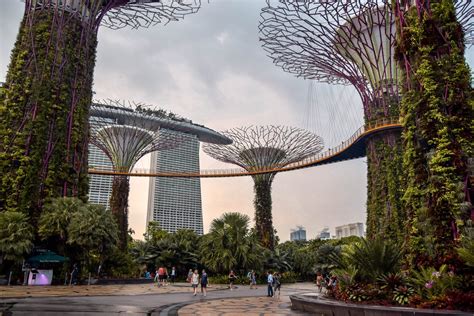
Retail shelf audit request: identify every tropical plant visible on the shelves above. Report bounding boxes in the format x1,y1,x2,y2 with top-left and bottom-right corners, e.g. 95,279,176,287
263,247,292,273
337,238,402,283
0,211,34,262
67,204,119,265
39,197,87,243
199,212,264,274
457,221,474,267
392,285,414,305
410,264,460,300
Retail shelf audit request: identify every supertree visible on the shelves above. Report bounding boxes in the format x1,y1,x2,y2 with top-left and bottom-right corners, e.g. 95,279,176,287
259,1,404,241
259,0,472,242
392,0,473,268
90,101,190,249
203,126,323,249
0,0,201,231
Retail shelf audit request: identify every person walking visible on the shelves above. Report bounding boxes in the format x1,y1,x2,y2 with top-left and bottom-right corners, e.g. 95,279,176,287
316,272,324,293
273,272,281,299
266,271,274,297
157,266,166,287
200,269,208,297
187,269,193,283
170,267,176,284
249,270,257,289
228,270,237,290
191,269,199,296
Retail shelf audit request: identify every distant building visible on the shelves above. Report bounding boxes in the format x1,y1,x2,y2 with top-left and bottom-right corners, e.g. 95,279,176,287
335,222,364,239
147,129,203,235
290,226,307,241
318,227,331,240
88,116,114,209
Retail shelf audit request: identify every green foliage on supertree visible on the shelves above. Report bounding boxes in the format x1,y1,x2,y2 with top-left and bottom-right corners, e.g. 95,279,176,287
0,10,97,231
366,131,405,243
253,175,275,250
394,0,473,268
110,176,131,250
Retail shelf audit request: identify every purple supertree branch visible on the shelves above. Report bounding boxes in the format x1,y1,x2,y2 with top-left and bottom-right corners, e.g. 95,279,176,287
202,126,324,172
259,0,472,120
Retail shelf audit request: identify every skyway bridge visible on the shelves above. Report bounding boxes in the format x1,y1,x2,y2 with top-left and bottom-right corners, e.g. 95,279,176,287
88,118,402,178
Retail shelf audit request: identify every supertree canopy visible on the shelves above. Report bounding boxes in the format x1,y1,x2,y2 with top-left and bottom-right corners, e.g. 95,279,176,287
259,0,405,241
393,0,473,268
0,0,201,231
91,100,231,249
259,0,472,242
91,102,187,249
203,126,323,249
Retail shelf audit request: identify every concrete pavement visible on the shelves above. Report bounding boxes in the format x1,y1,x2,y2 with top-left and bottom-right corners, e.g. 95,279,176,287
0,282,318,315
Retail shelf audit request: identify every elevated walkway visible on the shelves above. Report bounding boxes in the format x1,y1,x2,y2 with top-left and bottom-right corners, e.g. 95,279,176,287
88,118,402,178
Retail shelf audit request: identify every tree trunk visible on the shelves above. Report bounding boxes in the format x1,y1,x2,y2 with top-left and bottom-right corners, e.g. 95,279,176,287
0,8,97,231
253,174,275,249
110,176,130,250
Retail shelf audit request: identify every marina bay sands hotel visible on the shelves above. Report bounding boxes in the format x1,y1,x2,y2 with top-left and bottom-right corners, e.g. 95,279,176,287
88,102,230,235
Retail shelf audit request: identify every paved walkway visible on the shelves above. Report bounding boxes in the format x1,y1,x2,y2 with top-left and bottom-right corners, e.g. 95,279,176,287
178,295,308,315
0,282,226,298
0,282,319,315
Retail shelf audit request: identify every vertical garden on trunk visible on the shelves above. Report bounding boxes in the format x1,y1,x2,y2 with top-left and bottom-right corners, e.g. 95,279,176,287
394,0,473,267
0,9,97,229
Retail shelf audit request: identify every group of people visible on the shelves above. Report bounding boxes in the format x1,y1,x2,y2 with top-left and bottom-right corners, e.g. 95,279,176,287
266,271,281,298
315,271,337,293
186,269,208,296
153,266,177,287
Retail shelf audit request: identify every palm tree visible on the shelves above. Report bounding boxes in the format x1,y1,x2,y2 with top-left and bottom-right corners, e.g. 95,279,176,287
0,211,34,262
199,212,264,274
68,204,119,268
0,211,34,284
39,197,87,244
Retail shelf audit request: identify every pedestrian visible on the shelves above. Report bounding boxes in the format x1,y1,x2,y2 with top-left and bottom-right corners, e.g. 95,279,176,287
273,272,281,298
228,270,237,290
191,269,199,296
170,267,176,284
200,269,208,297
316,272,323,293
163,266,168,286
249,270,257,289
266,271,274,297
70,263,79,286
158,266,166,287
187,269,193,283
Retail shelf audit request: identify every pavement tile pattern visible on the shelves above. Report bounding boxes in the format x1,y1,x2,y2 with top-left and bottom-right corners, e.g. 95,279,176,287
0,283,226,298
177,295,308,315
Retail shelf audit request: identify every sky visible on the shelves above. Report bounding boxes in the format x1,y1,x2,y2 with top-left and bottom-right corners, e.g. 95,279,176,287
1,1,472,241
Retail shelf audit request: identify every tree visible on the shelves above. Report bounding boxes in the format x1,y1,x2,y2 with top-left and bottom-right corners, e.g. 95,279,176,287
68,204,119,268
199,212,264,274
0,211,34,263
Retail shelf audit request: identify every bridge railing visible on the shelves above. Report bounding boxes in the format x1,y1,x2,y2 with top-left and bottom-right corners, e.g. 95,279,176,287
88,117,401,177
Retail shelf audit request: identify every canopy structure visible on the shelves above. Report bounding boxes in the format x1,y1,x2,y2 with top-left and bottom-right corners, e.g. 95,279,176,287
26,251,68,264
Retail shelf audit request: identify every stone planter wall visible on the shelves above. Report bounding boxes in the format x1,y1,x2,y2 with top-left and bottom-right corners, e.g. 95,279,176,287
290,294,471,316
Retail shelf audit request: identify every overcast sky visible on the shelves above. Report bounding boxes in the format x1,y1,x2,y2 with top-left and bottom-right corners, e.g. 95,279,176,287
1,1,472,241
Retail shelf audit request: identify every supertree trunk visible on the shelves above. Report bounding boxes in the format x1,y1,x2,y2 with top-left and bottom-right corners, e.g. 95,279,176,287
394,0,473,268
366,130,404,241
253,174,275,250
110,176,130,250
0,9,97,227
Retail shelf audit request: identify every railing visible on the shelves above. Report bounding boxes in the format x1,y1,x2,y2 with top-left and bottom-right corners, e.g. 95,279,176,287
88,117,402,178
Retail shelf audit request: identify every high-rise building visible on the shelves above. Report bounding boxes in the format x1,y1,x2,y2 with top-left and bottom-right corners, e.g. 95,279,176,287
87,102,231,235
318,227,331,240
335,222,364,239
88,116,114,209
147,129,203,234
290,226,307,241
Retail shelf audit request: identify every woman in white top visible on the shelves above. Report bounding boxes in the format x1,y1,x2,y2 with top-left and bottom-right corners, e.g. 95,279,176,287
191,269,199,296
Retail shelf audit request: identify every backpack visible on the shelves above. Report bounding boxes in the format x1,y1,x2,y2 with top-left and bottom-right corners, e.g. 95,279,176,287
247,272,252,279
